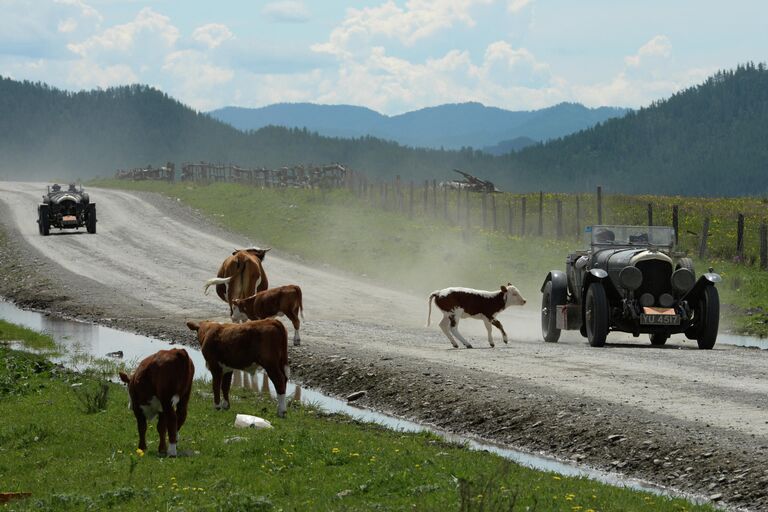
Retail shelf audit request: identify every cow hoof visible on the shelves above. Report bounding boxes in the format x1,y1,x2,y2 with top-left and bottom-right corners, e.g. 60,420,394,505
465,344,473,349
293,340,301,346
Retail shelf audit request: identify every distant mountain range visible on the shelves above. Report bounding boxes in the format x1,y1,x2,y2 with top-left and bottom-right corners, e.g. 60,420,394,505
209,102,629,153
2,63,767,196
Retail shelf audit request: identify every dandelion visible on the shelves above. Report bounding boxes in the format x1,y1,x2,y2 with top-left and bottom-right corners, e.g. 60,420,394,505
332,447,340,454
350,453,360,457
135,448,145,457
552,476,561,480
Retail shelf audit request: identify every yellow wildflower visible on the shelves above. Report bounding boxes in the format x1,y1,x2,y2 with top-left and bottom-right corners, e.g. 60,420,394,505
135,448,145,457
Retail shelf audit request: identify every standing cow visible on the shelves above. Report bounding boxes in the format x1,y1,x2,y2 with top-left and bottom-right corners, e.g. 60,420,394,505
427,283,527,348
204,247,270,315
231,284,304,345
186,318,290,417
119,348,194,457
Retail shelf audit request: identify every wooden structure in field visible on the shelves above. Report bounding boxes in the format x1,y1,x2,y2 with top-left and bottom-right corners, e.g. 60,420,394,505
115,162,175,182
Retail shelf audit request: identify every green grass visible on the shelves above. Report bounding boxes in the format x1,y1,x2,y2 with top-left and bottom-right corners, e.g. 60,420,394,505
0,319,56,351
0,341,715,512
93,179,768,336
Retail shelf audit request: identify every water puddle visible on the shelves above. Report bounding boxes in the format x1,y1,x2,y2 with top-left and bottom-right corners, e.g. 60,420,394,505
0,299,709,503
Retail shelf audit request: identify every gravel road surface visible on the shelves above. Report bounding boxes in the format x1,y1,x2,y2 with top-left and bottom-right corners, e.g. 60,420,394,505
1,182,766,510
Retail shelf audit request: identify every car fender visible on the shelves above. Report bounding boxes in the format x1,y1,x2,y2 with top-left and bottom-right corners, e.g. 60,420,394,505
681,272,721,305
541,271,567,293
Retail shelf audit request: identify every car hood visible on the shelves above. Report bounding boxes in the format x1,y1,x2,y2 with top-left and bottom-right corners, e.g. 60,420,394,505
594,248,672,269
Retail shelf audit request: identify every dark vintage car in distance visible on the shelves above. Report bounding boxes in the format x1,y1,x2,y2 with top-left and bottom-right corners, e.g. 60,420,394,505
37,183,97,236
540,225,721,349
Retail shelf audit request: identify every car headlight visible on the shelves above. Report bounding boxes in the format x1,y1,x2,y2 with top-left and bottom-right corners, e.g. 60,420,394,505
619,266,643,290
671,268,695,293
639,293,655,307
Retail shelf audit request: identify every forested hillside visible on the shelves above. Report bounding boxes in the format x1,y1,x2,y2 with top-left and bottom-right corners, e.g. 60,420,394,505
210,102,628,150
504,63,768,195
1,63,767,196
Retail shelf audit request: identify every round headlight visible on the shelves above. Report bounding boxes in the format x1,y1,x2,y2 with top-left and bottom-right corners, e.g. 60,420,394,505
639,293,655,307
619,266,643,290
659,293,675,308
671,268,695,293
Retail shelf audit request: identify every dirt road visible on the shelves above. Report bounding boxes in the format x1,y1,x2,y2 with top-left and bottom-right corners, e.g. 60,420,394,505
1,182,766,510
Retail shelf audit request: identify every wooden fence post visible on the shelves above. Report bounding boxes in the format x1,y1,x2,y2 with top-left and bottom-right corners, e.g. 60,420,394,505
491,194,497,231
395,176,402,212
647,203,653,226
482,193,487,229
736,213,745,261
443,186,448,221
521,196,527,236
538,191,544,236
556,199,563,239
465,188,471,228
575,195,581,240
432,180,437,214
698,217,710,259
507,200,514,235
456,188,461,225
761,222,767,270
597,186,603,224
409,181,414,218
672,205,679,246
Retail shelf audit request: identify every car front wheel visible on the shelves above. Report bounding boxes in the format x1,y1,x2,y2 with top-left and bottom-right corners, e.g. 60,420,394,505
585,283,608,347
541,281,562,343
696,286,719,350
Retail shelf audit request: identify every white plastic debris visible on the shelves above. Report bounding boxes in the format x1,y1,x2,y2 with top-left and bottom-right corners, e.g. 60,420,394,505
234,414,272,430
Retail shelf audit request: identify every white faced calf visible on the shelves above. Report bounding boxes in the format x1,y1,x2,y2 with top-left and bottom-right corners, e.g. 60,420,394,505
427,284,527,348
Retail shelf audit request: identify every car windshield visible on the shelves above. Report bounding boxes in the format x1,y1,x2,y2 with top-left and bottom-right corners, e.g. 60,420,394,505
585,225,675,249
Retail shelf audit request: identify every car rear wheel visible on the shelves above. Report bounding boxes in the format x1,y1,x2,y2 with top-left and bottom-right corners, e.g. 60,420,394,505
585,283,608,347
541,281,561,343
86,203,97,234
696,286,719,350
649,333,669,346
38,205,50,236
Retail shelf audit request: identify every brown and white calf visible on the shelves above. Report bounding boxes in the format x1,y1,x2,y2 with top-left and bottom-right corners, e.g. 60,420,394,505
427,284,527,348
118,348,194,457
231,285,304,345
186,318,290,417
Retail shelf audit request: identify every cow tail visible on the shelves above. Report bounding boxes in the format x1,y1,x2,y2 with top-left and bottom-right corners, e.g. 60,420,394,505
427,293,437,327
204,276,232,295
298,287,304,320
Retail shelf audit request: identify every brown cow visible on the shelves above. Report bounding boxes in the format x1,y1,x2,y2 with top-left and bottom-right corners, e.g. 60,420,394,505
203,247,270,315
186,318,290,417
231,284,304,346
118,348,194,457
427,284,527,348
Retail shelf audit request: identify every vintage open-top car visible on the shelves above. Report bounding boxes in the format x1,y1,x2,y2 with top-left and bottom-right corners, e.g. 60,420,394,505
37,183,97,236
540,225,721,349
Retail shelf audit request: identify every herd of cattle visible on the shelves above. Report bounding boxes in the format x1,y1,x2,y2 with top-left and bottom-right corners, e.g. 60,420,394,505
118,246,527,457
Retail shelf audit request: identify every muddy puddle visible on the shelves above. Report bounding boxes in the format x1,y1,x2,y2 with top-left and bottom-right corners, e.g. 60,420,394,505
0,299,714,503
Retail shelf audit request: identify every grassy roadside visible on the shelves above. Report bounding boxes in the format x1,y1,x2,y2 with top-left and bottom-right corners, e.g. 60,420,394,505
1,323,715,511
92,179,768,336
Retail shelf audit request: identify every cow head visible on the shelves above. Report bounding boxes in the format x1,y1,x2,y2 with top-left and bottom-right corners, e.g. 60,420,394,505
230,299,249,323
232,247,271,261
501,283,527,306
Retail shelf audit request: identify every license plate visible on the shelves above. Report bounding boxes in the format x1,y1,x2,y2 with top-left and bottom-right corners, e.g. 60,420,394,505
641,314,680,325
640,307,680,325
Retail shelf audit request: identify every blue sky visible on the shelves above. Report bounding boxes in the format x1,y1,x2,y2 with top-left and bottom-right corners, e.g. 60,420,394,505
1,1,765,114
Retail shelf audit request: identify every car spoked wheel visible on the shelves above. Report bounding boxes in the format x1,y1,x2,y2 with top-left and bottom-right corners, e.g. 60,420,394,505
541,281,561,343
585,283,608,347
649,333,669,346
695,286,719,350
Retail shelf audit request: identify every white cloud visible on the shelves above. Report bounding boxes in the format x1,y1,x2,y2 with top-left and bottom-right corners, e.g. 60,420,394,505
192,23,233,49
507,0,532,13
163,50,235,110
624,35,672,67
262,1,311,23
312,0,493,56
67,8,179,58
58,18,78,33
67,61,137,88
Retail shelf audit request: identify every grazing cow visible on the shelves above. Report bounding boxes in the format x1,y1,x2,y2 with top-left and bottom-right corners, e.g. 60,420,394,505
118,348,194,457
186,318,290,417
204,247,270,315
427,284,527,348
231,285,304,345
